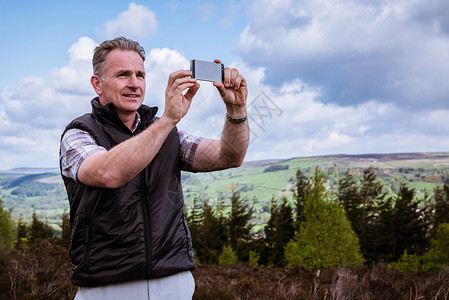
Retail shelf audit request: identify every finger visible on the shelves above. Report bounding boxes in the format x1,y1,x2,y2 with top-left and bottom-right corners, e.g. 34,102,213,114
167,70,193,86
223,67,231,87
230,68,239,88
185,82,200,101
214,59,222,64
166,79,196,101
213,81,227,98
175,81,198,95
234,74,245,90
168,76,197,93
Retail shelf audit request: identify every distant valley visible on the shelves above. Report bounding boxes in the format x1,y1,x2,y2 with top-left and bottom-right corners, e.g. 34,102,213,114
1,152,448,231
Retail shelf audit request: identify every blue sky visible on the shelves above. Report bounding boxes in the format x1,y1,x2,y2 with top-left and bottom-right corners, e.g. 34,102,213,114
1,0,449,169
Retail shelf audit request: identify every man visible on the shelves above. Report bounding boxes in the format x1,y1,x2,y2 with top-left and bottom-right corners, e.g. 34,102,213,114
59,37,249,299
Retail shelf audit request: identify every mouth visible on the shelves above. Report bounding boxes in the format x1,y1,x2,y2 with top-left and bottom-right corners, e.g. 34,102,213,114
123,94,140,99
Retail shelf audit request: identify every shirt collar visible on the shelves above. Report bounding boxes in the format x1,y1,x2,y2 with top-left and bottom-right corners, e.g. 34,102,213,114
131,112,141,133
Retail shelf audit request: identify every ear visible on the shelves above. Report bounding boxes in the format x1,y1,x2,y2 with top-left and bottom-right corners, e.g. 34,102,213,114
91,75,103,95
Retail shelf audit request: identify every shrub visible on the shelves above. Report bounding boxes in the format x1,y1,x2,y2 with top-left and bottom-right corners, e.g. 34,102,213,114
218,245,238,265
422,223,449,271
249,250,260,267
390,250,421,272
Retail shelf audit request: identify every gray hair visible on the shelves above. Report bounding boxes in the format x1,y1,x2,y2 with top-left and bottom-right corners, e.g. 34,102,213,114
92,36,145,78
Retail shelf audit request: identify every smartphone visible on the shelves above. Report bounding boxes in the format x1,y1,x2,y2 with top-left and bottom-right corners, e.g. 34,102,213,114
190,59,224,82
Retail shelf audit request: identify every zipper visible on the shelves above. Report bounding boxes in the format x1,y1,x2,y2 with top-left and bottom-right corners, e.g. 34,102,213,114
181,214,194,262
84,217,91,273
140,170,152,278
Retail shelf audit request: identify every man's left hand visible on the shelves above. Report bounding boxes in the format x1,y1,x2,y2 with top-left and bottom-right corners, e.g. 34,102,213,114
213,59,248,117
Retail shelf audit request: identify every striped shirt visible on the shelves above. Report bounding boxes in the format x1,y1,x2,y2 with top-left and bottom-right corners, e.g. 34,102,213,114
60,118,203,181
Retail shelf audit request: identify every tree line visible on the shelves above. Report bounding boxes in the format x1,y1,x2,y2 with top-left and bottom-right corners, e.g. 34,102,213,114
186,166,449,271
1,166,448,271
0,203,70,251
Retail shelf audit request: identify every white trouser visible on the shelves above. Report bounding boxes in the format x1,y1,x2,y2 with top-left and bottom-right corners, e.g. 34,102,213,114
74,271,195,300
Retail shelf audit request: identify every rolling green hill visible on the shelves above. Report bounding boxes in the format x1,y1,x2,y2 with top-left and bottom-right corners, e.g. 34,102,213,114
1,152,448,230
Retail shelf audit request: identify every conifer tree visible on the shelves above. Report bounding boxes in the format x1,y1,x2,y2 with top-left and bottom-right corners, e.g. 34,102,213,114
422,223,449,271
433,183,449,229
284,168,363,270
15,216,28,248
390,185,430,259
262,196,279,265
357,167,385,263
227,191,253,261
293,169,310,230
375,194,395,261
28,211,54,245
60,212,71,249
0,199,14,250
374,185,431,262
270,196,295,267
338,170,360,227
186,197,203,257
199,200,225,264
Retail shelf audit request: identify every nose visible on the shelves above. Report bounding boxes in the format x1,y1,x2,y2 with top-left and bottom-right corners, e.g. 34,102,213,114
128,74,138,88
128,74,140,88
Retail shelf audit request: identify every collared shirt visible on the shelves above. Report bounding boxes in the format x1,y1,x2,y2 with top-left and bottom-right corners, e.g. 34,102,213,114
60,112,203,180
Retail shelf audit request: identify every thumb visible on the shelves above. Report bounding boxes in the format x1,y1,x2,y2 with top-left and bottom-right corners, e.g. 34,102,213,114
185,82,200,101
213,82,227,98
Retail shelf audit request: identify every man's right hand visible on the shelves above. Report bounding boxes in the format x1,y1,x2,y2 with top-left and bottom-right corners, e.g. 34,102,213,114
162,70,200,126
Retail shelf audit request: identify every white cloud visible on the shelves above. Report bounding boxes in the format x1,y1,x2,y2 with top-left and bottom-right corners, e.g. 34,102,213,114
97,3,158,40
1,1,449,170
144,47,191,110
0,37,96,169
52,37,96,95
236,0,449,110
1,37,96,131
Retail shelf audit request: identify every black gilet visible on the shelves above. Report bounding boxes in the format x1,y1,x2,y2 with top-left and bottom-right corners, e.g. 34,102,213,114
60,98,195,287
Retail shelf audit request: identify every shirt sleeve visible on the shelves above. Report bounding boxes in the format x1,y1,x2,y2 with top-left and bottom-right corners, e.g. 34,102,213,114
178,130,203,171
60,129,107,181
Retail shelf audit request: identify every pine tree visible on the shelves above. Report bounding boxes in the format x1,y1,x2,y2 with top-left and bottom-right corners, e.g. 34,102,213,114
59,211,71,249
186,197,203,258
293,169,310,230
358,167,385,263
375,194,395,261
391,185,430,259
433,183,449,229
270,196,295,267
374,185,431,262
28,211,54,245
15,216,28,249
338,170,360,227
284,168,363,270
0,199,14,250
262,196,279,266
199,200,225,264
227,191,253,261
422,223,449,271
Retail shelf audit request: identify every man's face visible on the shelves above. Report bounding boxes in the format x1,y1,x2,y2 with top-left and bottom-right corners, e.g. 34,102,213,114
93,49,146,116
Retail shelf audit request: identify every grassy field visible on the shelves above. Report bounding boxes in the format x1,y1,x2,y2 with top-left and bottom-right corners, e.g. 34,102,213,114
1,152,448,230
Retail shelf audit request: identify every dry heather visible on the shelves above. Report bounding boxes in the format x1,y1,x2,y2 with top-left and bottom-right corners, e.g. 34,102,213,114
192,262,449,300
0,241,448,299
